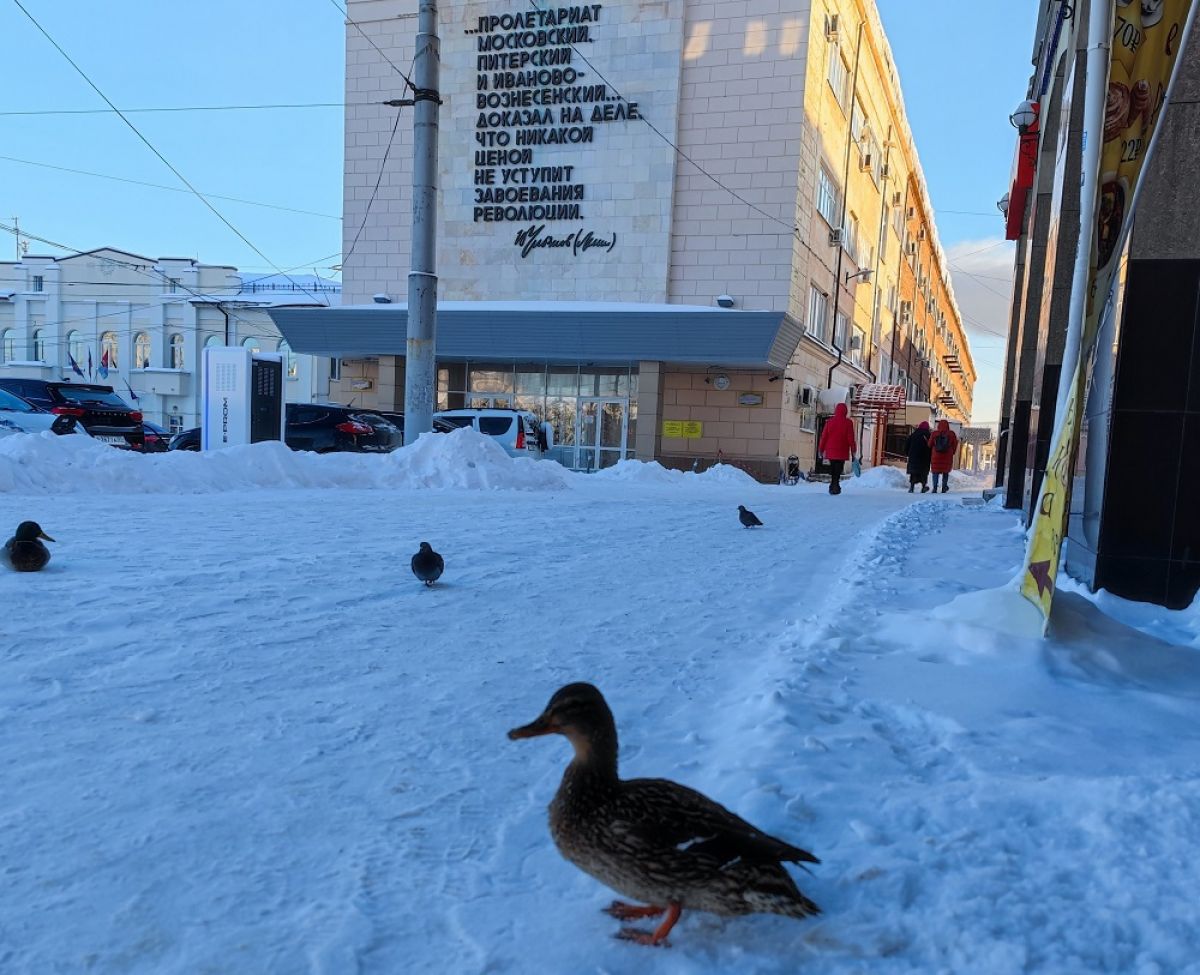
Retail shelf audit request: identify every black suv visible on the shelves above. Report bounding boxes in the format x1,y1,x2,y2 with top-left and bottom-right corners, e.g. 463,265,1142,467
0,380,144,449
169,403,415,453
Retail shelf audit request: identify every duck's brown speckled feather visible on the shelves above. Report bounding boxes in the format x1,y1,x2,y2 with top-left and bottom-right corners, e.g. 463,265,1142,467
549,764,821,918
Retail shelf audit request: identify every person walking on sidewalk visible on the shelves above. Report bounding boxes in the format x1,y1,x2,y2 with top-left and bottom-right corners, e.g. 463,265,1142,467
905,421,932,494
929,419,958,493
818,402,857,496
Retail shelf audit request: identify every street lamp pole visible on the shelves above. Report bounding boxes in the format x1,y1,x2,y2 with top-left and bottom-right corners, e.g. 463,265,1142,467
404,1,441,445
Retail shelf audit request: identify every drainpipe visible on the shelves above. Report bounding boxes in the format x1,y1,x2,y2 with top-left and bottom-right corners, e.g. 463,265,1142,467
219,304,231,346
828,20,865,390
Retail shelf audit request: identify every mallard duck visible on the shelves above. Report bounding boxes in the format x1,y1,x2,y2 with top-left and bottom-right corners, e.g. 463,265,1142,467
411,542,444,586
508,683,820,946
5,521,55,572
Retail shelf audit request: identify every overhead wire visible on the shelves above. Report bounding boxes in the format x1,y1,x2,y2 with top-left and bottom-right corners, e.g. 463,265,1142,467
9,0,328,307
0,223,332,349
0,102,344,116
0,154,342,221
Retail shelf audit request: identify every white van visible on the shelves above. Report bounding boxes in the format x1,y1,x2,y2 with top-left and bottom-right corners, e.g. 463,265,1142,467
434,409,552,459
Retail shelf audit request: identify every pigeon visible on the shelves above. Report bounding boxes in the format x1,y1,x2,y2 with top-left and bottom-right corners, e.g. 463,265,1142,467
5,521,55,572
411,541,444,586
737,505,763,528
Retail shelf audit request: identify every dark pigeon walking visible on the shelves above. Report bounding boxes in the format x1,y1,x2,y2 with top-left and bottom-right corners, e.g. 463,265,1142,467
411,541,444,586
738,505,763,528
5,521,55,572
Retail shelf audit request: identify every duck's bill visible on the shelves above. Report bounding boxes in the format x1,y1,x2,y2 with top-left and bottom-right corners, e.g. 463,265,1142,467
39,532,55,542
507,715,558,739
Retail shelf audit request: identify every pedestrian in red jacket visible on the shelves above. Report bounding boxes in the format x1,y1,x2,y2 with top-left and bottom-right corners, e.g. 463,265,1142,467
818,402,857,496
929,419,958,493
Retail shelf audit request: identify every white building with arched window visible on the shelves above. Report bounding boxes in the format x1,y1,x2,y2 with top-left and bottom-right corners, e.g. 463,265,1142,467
0,246,340,432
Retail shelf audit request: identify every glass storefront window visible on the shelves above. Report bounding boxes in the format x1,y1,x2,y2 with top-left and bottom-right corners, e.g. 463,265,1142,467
514,364,547,395
515,395,545,421
469,366,513,393
547,368,579,396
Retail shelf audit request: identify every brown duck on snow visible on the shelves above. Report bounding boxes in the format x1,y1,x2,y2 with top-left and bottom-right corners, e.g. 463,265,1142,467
508,683,821,946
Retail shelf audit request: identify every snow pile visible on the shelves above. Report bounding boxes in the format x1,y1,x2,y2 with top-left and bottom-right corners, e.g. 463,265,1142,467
379,427,572,491
589,458,760,488
0,427,571,495
852,463,910,490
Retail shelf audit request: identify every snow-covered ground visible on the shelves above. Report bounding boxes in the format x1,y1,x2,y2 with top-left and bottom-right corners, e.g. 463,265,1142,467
3,431,1199,974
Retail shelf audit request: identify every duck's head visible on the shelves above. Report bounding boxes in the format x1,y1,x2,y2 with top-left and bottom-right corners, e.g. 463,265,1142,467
15,521,54,543
418,542,433,552
508,682,618,766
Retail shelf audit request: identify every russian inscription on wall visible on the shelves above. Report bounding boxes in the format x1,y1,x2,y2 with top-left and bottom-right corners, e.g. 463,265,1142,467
467,5,638,253
439,0,683,299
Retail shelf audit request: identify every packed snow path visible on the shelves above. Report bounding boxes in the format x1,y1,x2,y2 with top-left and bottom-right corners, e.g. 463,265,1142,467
4,446,1199,973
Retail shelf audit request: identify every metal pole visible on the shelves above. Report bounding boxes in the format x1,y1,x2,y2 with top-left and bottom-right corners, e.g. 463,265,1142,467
1053,0,1111,423
404,1,440,445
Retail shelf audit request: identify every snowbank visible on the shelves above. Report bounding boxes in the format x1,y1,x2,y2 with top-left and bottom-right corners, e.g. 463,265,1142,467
853,464,910,490
587,458,760,488
0,428,572,495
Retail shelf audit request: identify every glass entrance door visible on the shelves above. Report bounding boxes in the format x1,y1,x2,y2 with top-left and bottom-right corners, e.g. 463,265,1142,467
575,398,628,471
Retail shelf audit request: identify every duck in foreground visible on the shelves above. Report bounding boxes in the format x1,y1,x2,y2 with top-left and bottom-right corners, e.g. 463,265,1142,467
508,683,820,946
5,521,55,572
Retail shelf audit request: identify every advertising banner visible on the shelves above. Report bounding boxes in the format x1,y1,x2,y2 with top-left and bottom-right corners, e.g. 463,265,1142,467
1022,0,1197,626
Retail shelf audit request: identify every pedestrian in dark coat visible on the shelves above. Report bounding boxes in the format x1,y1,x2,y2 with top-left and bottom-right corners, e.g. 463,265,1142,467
905,421,932,493
929,419,958,493
818,402,857,496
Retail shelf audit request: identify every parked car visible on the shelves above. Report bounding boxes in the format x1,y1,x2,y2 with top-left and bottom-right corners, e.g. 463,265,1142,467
138,421,172,453
168,403,405,454
374,412,459,439
0,379,144,449
0,385,90,437
286,404,402,453
433,408,551,459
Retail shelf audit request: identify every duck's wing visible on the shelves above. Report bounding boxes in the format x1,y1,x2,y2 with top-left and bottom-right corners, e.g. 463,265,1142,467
613,777,819,868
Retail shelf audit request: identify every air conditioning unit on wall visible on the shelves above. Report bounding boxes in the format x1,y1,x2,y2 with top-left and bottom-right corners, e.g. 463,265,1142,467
825,13,840,40
828,228,845,247
859,153,873,172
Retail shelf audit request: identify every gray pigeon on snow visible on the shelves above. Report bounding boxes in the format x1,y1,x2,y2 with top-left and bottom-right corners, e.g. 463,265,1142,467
738,505,763,528
411,541,444,586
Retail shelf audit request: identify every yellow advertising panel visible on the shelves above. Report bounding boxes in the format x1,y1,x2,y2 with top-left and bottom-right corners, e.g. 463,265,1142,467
1022,0,1196,625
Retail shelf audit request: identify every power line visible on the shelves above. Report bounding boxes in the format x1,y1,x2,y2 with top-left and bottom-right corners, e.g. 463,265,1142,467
0,223,318,341
342,108,405,272
0,102,344,116
0,154,341,220
10,0,326,307
328,0,417,90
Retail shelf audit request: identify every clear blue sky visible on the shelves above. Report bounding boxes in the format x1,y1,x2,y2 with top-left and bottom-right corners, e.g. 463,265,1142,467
2,0,1037,418
0,0,346,271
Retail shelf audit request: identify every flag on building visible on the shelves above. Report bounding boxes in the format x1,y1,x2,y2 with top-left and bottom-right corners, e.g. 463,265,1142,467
67,351,85,378
125,378,139,403
1022,0,1197,628
87,348,93,380
98,348,110,380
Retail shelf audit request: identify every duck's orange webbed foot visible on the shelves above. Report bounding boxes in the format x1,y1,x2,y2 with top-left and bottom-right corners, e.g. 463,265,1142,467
603,901,664,920
614,902,682,947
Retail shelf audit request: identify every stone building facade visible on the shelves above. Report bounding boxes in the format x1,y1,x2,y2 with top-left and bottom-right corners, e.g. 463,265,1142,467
284,0,973,476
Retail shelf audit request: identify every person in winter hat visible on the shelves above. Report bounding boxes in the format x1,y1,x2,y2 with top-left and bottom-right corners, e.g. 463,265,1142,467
818,403,857,496
929,419,958,493
905,421,932,493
